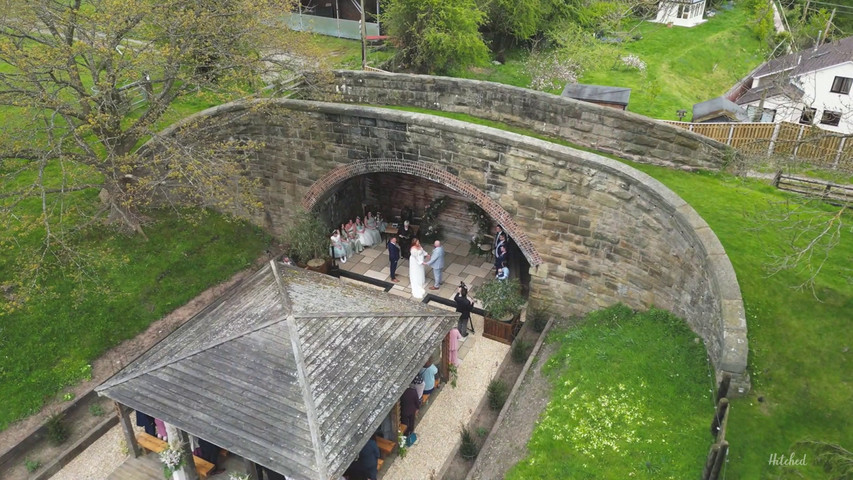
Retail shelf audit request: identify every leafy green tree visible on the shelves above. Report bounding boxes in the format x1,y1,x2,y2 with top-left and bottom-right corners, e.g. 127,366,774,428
383,0,489,74
478,0,543,52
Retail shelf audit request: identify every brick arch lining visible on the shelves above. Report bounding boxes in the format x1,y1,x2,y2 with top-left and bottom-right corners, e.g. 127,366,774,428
302,158,543,267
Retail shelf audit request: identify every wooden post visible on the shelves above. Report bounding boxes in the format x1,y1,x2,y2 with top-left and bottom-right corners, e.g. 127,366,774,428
114,402,142,458
709,441,729,480
360,0,367,70
701,443,720,480
165,424,199,480
710,398,729,440
715,373,731,403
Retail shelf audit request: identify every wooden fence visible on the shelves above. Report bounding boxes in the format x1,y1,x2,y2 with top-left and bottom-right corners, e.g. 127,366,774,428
702,374,732,480
773,172,853,206
663,121,853,171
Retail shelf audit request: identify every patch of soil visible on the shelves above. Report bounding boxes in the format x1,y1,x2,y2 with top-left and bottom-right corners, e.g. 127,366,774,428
442,322,549,480
0,252,280,479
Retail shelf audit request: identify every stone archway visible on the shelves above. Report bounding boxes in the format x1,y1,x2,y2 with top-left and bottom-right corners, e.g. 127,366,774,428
302,157,543,267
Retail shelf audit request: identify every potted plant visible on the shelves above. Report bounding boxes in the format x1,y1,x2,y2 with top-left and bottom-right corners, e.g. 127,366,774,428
283,209,331,273
474,278,526,344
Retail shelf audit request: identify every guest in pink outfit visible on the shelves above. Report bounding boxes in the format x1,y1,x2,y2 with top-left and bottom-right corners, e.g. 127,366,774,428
449,326,464,366
154,418,167,440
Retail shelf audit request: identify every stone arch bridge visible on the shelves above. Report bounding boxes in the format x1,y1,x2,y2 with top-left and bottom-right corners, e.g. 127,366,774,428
152,94,749,393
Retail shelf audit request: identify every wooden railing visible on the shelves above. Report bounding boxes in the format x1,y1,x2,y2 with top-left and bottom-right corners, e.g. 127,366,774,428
663,120,853,171
773,172,853,206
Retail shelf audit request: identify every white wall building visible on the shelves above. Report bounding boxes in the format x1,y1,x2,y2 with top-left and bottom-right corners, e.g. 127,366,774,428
652,0,707,28
732,36,853,135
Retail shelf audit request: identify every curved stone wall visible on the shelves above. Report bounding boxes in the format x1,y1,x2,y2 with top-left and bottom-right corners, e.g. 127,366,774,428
154,99,749,392
304,70,733,171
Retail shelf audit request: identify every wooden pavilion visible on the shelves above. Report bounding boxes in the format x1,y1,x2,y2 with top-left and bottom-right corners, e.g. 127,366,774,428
96,260,456,479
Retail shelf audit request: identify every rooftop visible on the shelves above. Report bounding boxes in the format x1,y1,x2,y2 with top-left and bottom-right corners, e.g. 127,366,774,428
97,261,456,479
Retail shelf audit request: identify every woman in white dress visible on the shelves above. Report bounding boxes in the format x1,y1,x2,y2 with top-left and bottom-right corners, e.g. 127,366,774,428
365,212,382,245
409,238,428,299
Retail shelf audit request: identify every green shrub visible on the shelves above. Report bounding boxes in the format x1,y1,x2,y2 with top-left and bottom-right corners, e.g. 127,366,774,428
25,458,41,473
459,426,479,460
474,278,525,320
511,338,531,364
46,412,69,444
89,403,105,417
487,379,509,410
530,308,549,332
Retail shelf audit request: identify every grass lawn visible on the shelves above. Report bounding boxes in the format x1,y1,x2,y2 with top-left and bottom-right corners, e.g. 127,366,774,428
627,165,853,479
382,105,853,478
454,2,766,121
0,206,271,429
507,305,714,479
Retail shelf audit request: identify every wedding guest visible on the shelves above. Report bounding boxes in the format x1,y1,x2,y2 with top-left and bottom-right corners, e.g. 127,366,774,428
340,223,355,258
346,220,364,253
387,236,400,283
365,212,382,245
400,384,421,438
356,217,374,247
495,244,507,275
375,211,387,232
496,260,509,280
425,240,445,290
449,326,464,366
420,358,439,397
331,230,347,264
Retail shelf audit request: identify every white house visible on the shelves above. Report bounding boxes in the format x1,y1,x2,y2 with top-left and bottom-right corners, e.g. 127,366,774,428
652,0,707,28
730,36,853,135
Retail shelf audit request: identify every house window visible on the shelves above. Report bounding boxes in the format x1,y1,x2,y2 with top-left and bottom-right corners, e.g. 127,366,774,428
830,76,852,94
746,105,777,122
677,4,689,19
799,107,816,125
820,110,841,126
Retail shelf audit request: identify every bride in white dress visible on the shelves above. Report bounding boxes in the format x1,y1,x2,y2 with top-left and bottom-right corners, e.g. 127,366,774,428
409,238,427,299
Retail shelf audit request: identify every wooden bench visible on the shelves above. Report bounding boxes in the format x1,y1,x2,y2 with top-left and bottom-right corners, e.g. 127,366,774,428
378,458,384,470
136,432,167,453
375,436,396,458
135,432,215,479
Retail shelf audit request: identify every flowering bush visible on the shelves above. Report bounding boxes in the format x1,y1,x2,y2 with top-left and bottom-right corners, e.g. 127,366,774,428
620,54,646,72
159,446,184,479
398,433,409,458
526,52,581,91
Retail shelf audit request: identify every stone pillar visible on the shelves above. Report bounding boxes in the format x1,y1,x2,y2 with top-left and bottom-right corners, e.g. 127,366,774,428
165,423,199,480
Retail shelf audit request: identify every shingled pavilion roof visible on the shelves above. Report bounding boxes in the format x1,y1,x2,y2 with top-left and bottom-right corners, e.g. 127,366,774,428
96,261,456,480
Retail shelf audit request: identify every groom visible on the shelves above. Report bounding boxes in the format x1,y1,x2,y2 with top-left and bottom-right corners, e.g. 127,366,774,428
426,240,445,290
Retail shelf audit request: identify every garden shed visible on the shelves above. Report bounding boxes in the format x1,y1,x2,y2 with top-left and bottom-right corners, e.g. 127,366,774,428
561,83,631,110
96,260,456,479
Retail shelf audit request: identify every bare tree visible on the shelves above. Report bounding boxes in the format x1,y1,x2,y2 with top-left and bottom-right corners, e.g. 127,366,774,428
0,0,315,300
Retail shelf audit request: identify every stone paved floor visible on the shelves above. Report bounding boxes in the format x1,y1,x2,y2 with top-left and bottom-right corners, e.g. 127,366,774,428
381,312,509,480
337,236,495,300
337,236,510,480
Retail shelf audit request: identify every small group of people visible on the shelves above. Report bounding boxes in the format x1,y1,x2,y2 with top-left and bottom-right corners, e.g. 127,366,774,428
399,358,440,446
330,212,387,264
388,231,445,300
494,226,510,280
135,410,227,476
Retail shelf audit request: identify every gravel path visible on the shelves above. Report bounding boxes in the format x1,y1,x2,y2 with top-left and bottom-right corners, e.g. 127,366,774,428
382,316,510,480
50,425,127,480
